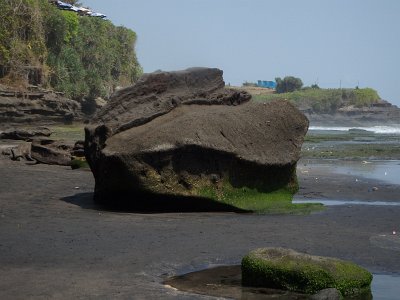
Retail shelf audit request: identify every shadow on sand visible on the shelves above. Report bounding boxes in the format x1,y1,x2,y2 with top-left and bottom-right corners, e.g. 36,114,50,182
61,192,247,213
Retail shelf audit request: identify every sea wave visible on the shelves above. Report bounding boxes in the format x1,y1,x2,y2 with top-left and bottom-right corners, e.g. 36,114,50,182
309,125,400,134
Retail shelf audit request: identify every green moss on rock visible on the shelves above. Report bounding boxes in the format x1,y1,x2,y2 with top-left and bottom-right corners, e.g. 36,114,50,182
197,180,322,214
241,248,372,297
71,158,89,169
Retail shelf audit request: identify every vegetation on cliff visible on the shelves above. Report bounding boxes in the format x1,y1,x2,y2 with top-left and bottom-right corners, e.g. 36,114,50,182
0,0,142,100
252,87,381,113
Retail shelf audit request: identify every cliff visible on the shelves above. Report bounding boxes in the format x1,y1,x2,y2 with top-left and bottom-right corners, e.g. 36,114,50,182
0,0,141,102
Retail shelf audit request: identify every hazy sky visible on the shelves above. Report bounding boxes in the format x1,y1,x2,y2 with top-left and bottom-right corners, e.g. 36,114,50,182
83,0,400,106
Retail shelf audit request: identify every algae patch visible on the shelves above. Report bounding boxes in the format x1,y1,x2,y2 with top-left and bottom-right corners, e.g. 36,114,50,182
198,181,323,214
242,248,373,297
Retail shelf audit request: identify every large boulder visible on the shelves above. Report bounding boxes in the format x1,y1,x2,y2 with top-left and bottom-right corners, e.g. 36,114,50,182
85,68,309,210
241,248,373,298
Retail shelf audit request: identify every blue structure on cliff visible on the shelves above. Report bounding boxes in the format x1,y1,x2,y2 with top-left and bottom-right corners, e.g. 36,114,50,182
257,80,276,89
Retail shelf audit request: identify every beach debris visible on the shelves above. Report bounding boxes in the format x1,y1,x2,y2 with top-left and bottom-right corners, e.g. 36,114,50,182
74,186,80,190
393,231,397,235
368,187,379,192
362,161,371,164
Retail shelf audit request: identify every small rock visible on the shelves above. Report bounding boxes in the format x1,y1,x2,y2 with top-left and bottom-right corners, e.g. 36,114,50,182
311,288,342,300
31,139,72,166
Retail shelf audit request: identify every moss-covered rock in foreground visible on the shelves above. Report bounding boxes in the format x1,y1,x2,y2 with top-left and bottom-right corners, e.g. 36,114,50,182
242,248,372,297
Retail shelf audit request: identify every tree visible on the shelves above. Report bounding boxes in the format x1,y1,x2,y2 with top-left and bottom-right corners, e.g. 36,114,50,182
275,76,303,93
311,84,320,89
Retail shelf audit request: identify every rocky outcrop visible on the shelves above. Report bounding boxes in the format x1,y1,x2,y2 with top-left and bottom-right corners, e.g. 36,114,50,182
92,67,251,133
0,127,52,140
85,68,309,209
31,139,73,166
0,85,82,124
0,126,79,166
0,140,33,161
304,100,400,126
242,248,372,298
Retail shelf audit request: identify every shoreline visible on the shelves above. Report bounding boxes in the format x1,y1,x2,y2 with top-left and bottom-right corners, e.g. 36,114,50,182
0,157,399,299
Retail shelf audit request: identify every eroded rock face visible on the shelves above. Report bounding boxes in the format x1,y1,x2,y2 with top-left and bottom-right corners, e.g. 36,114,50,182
85,68,309,209
0,86,82,124
0,127,52,141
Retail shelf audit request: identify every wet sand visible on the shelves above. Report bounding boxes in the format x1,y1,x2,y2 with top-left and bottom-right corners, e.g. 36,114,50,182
0,157,399,299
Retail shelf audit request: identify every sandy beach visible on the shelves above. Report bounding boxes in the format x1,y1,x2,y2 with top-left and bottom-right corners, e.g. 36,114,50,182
0,157,399,299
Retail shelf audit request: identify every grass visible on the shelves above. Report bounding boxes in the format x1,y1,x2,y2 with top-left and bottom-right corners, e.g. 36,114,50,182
250,88,380,113
49,124,85,141
198,181,323,214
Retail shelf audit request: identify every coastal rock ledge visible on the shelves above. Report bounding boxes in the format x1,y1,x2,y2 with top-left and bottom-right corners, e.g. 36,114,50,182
85,67,309,210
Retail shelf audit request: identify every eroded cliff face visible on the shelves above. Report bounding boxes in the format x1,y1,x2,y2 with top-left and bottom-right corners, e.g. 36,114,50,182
85,68,309,210
0,85,82,124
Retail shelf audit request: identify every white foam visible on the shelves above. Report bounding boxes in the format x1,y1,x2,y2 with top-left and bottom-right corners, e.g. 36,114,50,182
309,125,400,134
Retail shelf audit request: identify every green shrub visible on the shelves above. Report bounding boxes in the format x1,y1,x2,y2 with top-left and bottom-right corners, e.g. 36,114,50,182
275,76,303,93
352,88,379,107
71,158,89,169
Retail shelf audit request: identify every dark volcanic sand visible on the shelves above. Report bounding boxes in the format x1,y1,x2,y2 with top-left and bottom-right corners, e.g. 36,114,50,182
0,158,399,299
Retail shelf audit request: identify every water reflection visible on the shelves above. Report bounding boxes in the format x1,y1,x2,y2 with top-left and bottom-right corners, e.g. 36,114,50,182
300,160,400,185
165,266,398,299
293,200,400,206
372,275,400,300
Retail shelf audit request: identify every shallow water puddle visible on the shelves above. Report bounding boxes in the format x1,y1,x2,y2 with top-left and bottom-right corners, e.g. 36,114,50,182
301,160,400,185
165,265,400,299
331,160,400,185
293,199,400,206
372,274,400,300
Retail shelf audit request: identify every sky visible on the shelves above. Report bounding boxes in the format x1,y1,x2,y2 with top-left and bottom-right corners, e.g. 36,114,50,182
83,0,400,106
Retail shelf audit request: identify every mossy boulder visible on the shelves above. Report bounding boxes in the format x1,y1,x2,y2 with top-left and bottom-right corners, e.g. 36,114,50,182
241,248,372,297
